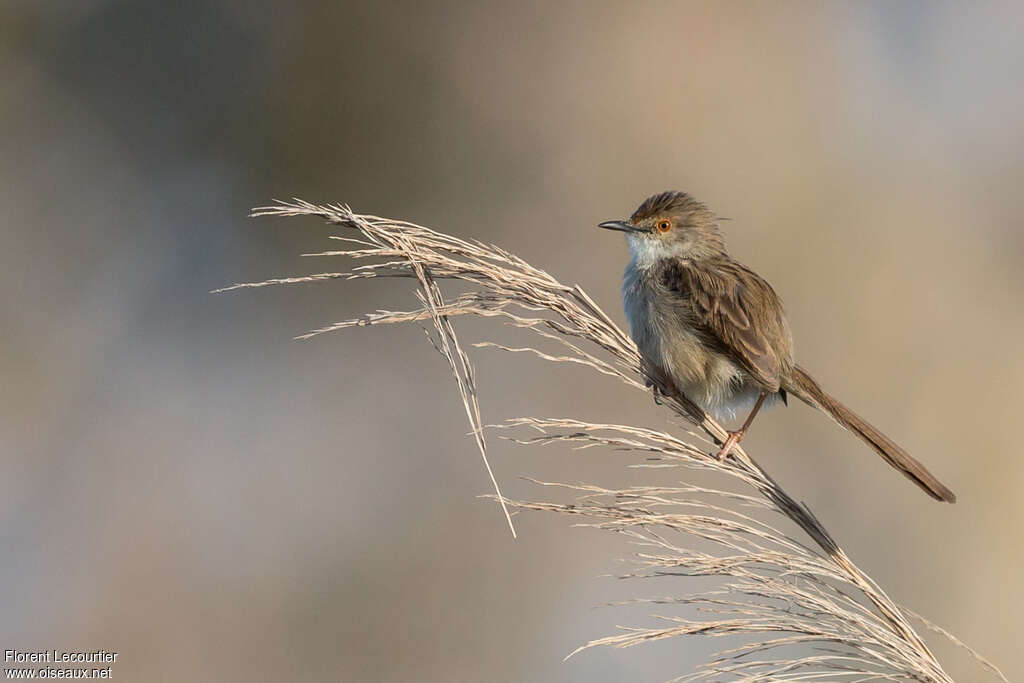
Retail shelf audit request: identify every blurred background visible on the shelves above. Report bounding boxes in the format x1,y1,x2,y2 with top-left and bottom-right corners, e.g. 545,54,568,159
2,1,1022,680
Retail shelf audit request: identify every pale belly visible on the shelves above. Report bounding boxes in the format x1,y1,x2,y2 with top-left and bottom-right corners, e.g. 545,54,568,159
623,268,776,423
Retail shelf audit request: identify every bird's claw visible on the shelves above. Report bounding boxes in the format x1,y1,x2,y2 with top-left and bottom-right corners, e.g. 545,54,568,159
715,430,744,460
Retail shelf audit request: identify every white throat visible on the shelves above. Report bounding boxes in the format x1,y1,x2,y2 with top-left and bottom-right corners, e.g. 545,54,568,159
627,235,677,269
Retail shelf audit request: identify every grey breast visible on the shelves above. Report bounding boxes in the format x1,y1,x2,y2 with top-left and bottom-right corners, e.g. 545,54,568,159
622,260,754,419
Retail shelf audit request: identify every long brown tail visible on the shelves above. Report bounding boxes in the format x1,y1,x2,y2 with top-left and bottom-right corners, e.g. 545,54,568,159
784,365,956,503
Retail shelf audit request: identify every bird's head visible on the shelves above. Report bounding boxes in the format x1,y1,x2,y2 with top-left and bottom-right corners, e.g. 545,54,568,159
599,190,725,264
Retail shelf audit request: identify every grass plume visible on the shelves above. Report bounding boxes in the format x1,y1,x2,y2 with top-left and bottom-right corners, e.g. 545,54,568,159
216,200,1006,682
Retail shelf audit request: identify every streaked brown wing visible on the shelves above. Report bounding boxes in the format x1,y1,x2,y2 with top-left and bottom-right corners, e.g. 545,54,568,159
660,259,791,391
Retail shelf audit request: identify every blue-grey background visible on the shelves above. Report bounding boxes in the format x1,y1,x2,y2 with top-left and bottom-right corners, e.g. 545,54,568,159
2,2,1021,680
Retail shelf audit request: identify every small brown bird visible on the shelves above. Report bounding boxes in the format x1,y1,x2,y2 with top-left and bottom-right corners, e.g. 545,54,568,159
600,190,955,502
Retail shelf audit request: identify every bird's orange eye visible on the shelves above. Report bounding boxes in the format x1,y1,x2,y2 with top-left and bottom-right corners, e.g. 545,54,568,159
656,220,671,233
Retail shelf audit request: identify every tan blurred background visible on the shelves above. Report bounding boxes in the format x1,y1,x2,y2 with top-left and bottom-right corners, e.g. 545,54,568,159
2,1,1022,680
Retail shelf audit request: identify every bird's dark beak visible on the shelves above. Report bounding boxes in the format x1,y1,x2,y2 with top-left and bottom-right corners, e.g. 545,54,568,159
598,220,649,234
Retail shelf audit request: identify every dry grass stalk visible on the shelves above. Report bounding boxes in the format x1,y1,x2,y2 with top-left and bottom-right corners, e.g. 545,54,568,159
217,200,1006,683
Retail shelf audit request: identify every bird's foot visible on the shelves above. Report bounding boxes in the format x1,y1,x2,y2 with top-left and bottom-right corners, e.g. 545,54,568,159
715,430,745,460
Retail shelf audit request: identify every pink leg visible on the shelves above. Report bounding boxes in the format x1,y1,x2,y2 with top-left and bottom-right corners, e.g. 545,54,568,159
715,391,768,460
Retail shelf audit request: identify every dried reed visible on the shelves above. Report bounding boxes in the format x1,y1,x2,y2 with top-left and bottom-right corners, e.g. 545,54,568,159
216,200,1006,683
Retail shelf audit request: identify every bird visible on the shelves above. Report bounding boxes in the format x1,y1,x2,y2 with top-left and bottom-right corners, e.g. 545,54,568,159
599,190,956,503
